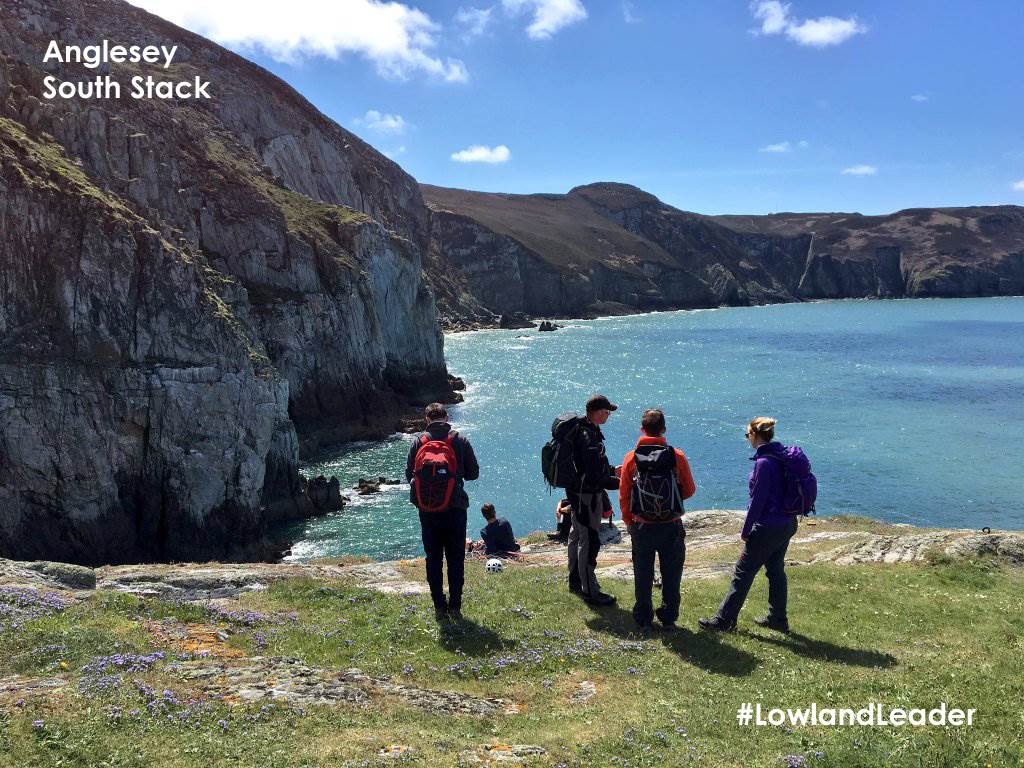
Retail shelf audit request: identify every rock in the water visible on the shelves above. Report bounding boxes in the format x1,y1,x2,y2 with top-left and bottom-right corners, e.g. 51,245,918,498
497,313,535,330
355,479,382,495
305,476,344,513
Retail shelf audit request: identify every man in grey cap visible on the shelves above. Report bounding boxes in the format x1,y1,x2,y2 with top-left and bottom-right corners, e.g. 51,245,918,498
567,394,621,606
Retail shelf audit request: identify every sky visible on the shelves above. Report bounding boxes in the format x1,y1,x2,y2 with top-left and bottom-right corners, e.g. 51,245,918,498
128,0,1024,216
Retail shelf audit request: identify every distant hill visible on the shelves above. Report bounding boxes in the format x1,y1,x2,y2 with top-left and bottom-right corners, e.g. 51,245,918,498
422,182,1024,328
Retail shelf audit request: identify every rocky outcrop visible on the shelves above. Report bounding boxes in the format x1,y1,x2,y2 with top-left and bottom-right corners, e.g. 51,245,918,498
423,183,1024,326
0,0,452,564
0,659,519,716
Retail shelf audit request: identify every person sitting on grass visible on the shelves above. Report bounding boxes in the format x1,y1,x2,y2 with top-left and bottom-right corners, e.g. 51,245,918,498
547,497,572,543
479,503,521,556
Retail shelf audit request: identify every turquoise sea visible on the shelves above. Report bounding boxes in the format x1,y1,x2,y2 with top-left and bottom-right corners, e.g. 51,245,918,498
285,297,1024,561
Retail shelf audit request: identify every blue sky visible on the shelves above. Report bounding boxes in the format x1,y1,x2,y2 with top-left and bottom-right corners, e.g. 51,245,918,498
133,0,1024,215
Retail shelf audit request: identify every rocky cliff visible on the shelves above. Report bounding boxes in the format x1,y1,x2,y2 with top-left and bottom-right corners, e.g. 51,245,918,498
423,182,1024,326
0,0,451,565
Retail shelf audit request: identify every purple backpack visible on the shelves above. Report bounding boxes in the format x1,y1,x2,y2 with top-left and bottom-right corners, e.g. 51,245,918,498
765,446,817,515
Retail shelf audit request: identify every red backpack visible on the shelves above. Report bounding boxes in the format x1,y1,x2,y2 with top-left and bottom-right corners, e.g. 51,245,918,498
413,432,458,512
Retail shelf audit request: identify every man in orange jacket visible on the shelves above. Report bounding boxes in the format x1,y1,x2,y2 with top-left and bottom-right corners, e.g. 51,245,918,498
619,409,696,630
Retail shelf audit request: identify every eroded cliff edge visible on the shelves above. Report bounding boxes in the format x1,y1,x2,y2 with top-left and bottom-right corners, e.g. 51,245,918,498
423,182,1024,328
0,0,452,564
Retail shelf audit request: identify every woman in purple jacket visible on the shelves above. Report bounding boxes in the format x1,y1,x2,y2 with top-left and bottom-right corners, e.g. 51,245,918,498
699,417,798,633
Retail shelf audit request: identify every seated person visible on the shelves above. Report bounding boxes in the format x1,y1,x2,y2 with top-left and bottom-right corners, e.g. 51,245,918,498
548,498,572,542
479,503,521,556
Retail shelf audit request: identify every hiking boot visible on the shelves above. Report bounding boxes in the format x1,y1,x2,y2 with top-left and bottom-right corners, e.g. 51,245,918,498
584,592,617,607
753,615,790,633
434,607,450,623
449,608,464,622
655,608,676,629
569,582,585,596
635,621,654,632
698,616,736,632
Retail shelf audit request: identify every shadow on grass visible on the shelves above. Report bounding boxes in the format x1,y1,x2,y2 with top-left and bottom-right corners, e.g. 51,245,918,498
438,617,514,657
583,601,759,677
751,630,898,668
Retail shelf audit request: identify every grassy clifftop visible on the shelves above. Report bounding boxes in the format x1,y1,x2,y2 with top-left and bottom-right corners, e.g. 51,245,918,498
1,515,1022,767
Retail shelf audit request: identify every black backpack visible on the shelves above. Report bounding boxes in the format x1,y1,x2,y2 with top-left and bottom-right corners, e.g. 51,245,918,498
630,444,685,522
541,413,582,489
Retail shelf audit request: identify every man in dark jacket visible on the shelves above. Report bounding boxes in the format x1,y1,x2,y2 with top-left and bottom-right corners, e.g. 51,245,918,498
479,503,521,556
405,403,479,622
567,394,621,606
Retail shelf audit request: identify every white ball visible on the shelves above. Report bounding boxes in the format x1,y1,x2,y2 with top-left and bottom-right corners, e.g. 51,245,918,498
485,558,504,573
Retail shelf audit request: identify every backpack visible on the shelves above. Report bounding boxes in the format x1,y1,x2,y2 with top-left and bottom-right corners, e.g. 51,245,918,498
764,446,817,515
541,414,582,489
630,444,685,522
413,432,458,512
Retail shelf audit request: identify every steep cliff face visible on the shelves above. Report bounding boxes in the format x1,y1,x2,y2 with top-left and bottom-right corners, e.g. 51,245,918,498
0,0,450,564
424,182,1024,326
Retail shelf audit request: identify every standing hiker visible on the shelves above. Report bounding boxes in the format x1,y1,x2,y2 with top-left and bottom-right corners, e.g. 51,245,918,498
406,403,479,622
619,409,696,630
567,395,621,606
699,417,802,633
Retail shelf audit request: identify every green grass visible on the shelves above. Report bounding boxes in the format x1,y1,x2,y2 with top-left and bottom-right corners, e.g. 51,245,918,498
2,559,1023,767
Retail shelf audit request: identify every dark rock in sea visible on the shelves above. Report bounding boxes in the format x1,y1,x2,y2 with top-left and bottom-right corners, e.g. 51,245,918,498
400,417,425,434
305,476,344,513
538,320,560,332
498,313,536,330
448,375,467,391
355,479,382,495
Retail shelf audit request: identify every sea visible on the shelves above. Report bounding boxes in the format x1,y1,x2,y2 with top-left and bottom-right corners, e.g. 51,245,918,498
284,297,1024,561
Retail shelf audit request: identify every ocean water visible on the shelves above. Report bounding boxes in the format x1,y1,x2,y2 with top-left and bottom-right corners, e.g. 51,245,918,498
285,297,1024,561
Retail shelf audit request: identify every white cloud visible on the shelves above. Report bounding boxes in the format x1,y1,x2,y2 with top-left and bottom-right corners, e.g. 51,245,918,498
759,140,809,153
502,0,587,40
383,145,408,158
455,6,494,40
127,0,469,82
911,93,929,102
353,110,408,135
1012,180,1024,192
622,1,640,24
751,1,866,48
752,0,789,34
451,144,511,163
842,164,878,176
